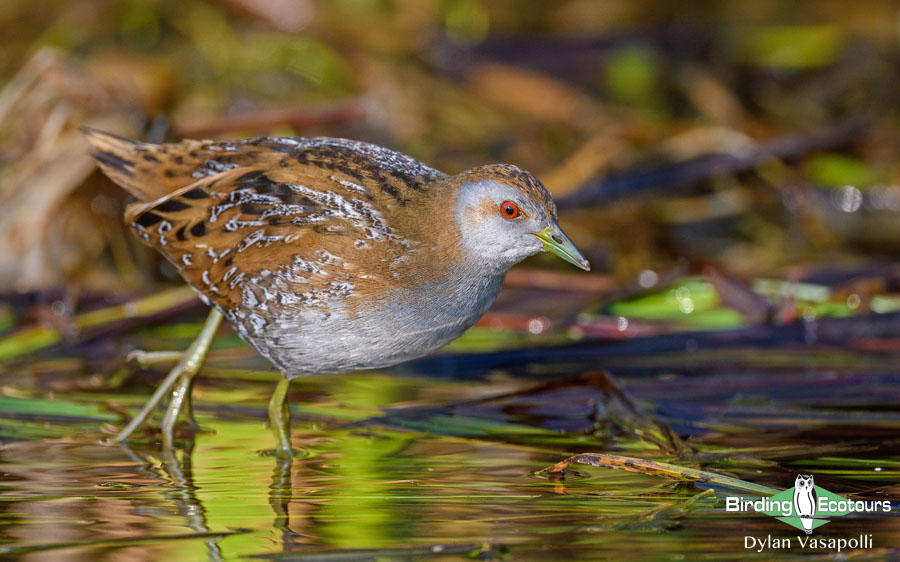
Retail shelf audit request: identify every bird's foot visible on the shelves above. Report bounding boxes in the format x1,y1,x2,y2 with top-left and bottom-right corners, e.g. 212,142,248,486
113,309,223,446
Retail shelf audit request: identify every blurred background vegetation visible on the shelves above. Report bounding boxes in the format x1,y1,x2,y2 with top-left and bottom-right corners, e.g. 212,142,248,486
3,0,900,296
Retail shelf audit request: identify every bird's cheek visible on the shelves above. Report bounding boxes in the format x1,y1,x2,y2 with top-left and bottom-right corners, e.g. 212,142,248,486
523,232,543,253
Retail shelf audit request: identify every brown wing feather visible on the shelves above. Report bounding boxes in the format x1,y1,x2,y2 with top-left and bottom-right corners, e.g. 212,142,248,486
126,163,418,320
84,128,284,200
88,129,464,341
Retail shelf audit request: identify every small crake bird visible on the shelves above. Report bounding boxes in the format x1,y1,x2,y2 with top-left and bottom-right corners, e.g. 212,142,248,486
84,129,589,456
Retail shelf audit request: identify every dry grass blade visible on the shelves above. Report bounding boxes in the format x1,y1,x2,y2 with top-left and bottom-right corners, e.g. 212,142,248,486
0,48,147,292
541,453,779,496
541,129,628,197
463,61,604,129
0,133,97,289
0,49,57,126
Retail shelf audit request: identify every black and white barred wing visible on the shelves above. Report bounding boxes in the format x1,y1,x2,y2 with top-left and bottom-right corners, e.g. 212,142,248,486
125,165,414,315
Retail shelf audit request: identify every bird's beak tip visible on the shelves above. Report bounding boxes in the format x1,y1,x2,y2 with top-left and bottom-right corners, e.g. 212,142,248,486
534,224,590,272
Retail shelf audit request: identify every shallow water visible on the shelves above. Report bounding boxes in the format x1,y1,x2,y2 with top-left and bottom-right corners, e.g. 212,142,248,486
2,349,899,561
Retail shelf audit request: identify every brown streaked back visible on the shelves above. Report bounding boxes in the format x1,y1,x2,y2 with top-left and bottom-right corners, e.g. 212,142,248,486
83,131,457,319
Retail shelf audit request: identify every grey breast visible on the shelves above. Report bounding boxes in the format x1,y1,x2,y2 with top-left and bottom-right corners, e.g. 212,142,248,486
244,268,506,378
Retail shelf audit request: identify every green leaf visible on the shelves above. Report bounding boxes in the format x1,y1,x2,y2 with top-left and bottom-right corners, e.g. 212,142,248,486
736,25,843,68
0,396,116,421
806,153,880,188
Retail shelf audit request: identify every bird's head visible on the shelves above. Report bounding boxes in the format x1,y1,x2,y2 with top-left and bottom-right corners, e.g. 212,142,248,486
453,164,589,273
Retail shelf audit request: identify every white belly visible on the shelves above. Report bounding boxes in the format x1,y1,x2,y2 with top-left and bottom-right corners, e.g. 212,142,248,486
232,270,506,377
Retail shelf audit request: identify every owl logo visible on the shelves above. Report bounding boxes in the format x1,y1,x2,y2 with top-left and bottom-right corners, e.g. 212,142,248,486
793,474,817,534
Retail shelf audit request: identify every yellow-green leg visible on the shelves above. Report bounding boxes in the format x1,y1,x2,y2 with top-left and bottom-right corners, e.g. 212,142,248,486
114,308,223,445
269,451,295,549
159,373,192,450
268,377,293,457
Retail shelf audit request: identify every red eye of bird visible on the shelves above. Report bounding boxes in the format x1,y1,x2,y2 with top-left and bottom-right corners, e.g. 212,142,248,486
500,201,520,219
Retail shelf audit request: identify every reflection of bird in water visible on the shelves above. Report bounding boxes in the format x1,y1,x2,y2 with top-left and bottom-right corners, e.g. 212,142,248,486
84,129,589,457
117,443,226,559
793,474,817,534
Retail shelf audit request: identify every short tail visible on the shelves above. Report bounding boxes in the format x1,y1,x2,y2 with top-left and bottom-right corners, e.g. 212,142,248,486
82,128,159,200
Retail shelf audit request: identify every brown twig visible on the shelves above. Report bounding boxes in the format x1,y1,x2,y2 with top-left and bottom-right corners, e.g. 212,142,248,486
703,266,772,325
540,452,779,495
